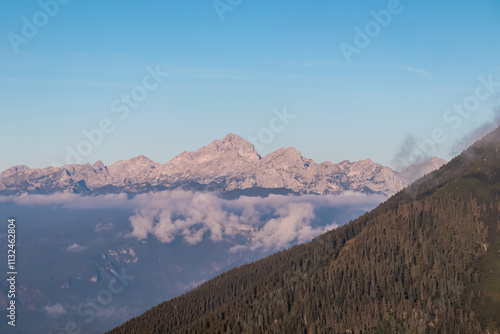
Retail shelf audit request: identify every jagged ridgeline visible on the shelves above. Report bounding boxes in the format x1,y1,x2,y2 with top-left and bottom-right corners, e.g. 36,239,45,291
0,134,445,197
108,128,500,334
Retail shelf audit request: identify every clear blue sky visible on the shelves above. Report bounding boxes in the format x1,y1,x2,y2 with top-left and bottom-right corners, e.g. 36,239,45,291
1,0,499,171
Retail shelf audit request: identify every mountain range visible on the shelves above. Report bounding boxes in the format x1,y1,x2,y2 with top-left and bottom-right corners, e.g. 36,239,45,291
0,134,445,196
107,128,500,333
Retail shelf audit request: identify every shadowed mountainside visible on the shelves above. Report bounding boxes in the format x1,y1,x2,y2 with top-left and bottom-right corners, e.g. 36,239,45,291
107,127,500,333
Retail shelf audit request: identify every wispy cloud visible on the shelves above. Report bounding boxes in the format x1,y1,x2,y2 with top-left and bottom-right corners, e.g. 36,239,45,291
264,60,342,68
449,107,500,156
95,222,114,232
403,66,431,77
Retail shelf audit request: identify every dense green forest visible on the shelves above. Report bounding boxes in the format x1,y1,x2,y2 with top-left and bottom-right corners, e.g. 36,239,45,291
108,127,500,334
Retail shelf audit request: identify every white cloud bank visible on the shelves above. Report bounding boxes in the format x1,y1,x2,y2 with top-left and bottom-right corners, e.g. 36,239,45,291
66,243,87,253
0,190,385,251
44,303,67,317
128,191,384,251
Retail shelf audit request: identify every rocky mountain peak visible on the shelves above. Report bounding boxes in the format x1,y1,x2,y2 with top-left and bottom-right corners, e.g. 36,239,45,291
171,134,260,165
428,156,447,165
400,156,447,185
92,160,106,171
222,133,247,145
130,155,154,165
3,165,31,175
280,147,303,160
206,133,256,154
0,133,447,196
355,158,375,167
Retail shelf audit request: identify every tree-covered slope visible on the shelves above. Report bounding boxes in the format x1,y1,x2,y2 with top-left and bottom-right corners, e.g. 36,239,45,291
108,127,500,334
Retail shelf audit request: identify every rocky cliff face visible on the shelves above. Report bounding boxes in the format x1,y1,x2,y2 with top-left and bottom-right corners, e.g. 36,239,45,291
0,134,446,196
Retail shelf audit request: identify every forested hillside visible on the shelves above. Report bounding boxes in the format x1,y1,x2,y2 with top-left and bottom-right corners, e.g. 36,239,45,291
108,127,500,334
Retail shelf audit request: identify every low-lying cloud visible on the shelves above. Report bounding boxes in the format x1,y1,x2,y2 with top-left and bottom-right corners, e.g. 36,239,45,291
128,191,383,251
95,222,114,232
0,190,385,251
44,303,67,317
66,243,87,253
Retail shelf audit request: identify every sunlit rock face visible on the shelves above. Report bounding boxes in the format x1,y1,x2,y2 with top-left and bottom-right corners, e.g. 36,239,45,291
0,134,445,196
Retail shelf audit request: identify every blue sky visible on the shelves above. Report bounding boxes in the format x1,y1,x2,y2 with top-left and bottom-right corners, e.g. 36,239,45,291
1,0,500,171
